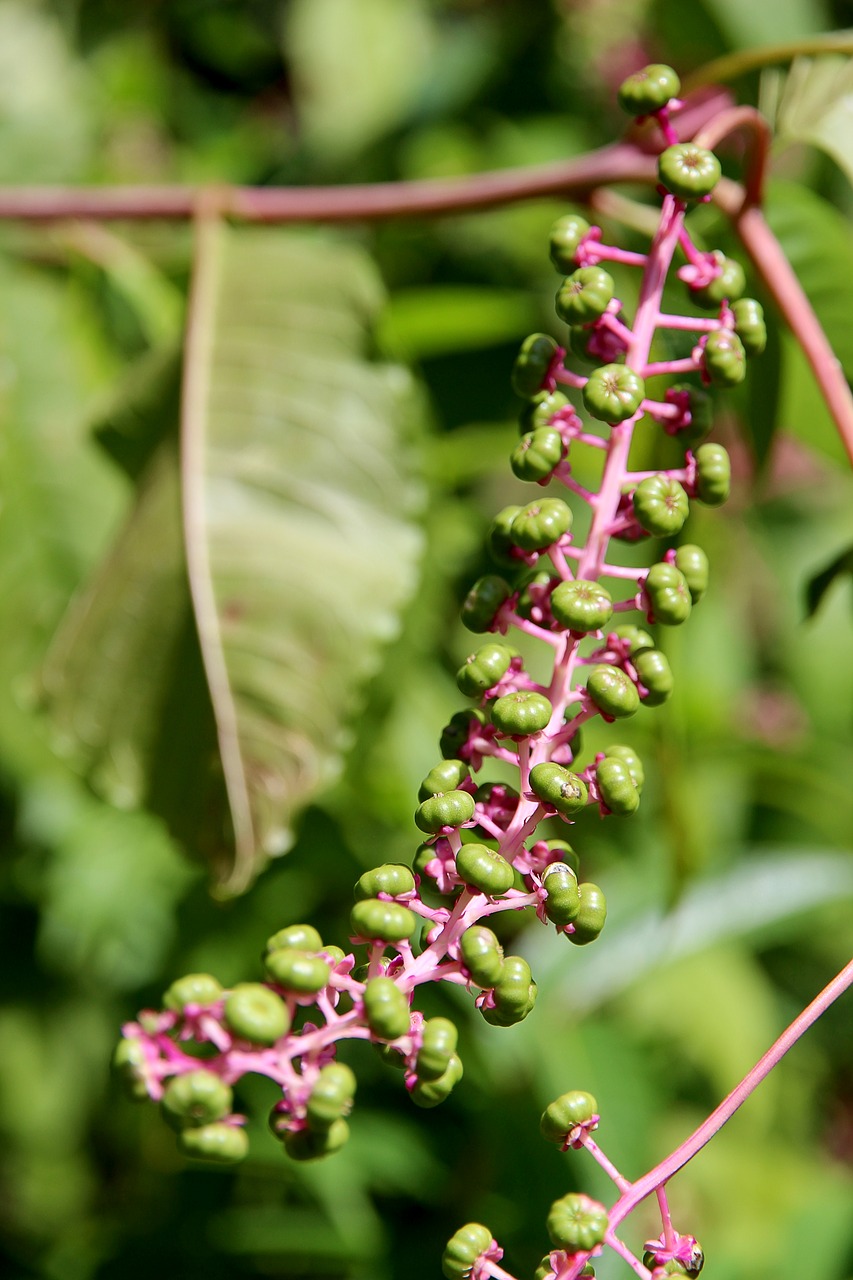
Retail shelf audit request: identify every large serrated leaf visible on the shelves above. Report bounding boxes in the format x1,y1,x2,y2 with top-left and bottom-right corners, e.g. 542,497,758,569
182,223,424,892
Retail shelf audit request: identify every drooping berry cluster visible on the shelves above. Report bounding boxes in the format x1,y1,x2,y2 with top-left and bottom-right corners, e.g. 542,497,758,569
115,59,762,1275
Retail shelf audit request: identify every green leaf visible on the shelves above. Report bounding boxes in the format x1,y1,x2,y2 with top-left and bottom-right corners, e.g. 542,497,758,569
18,774,194,990
771,53,853,187
803,542,853,617
0,1,93,183
699,0,829,51
285,0,435,160
182,222,424,891
377,287,538,361
765,180,853,462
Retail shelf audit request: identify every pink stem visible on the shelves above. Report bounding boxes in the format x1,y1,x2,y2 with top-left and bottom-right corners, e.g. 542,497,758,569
608,956,853,1229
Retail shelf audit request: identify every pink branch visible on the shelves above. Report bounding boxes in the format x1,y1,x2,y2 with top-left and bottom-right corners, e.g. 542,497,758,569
608,957,853,1229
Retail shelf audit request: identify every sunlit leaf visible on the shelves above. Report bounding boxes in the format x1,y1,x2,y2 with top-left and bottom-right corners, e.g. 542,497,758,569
700,0,828,51
804,542,853,617
771,54,853,186
182,222,425,891
285,0,435,160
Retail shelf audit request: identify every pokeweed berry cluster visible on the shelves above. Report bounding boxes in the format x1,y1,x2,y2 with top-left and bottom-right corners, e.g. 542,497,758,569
114,62,764,1274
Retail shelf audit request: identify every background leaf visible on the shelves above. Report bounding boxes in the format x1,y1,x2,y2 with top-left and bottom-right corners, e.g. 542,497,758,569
182,222,425,891
771,53,853,187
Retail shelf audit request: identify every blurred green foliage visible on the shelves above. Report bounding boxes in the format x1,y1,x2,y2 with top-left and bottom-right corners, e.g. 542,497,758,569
1,2,853,1280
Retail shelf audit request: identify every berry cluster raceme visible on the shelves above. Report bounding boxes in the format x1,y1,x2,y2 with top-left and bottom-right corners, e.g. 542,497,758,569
115,65,754,1278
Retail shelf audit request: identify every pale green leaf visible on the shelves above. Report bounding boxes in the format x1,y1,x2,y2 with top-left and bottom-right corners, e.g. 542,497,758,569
772,53,853,186
285,0,435,160
0,1,93,183
701,0,829,50
182,224,425,891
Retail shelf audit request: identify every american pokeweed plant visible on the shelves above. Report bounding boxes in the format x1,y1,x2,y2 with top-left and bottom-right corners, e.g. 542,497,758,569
112,65,853,1279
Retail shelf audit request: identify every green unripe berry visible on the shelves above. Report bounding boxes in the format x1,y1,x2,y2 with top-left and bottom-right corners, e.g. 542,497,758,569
439,708,487,759
263,924,323,956
586,664,640,718
161,1070,233,1132
549,213,591,273
645,562,693,625
583,364,645,422
604,743,644,791
461,575,511,632
547,1192,609,1252
555,267,615,326
512,333,559,398
675,543,710,602
703,329,746,386
612,624,654,655
551,579,614,632
415,789,476,834
691,253,746,309
490,690,553,737
113,1037,150,1101
511,499,573,551
178,1123,249,1163
416,1017,459,1081
442,1223,493,1280
569,884,607,945
487,506,524,567
633,647,674,706
265,948,331,994
456,643,514,697
632,475,689,536
540,1090,598,1144
516,569,555,620
657,144,721,200
350,898,418,943
519,389,570,433
419,759,471,801
283,1117,350,1161
529,763,588,815
694,442,731,506
596,757,641,814
362,976,411,1041
511,427,564,482
731,297,766,355
224,984,289,1045
411,1052,464,1108
482,955,537,1026
459,925,505,987
542,861,581,925
354,863,417,900
455,843,515,896
617,64,680,115
306,1063,357,1129
163,973,223,1012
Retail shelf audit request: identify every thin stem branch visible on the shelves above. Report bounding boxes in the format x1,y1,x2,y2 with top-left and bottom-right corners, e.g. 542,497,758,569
0,146,656,224
608,956,853,1230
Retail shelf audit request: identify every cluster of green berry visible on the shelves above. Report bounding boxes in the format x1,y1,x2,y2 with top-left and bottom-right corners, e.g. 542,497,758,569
115,59,757,1278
